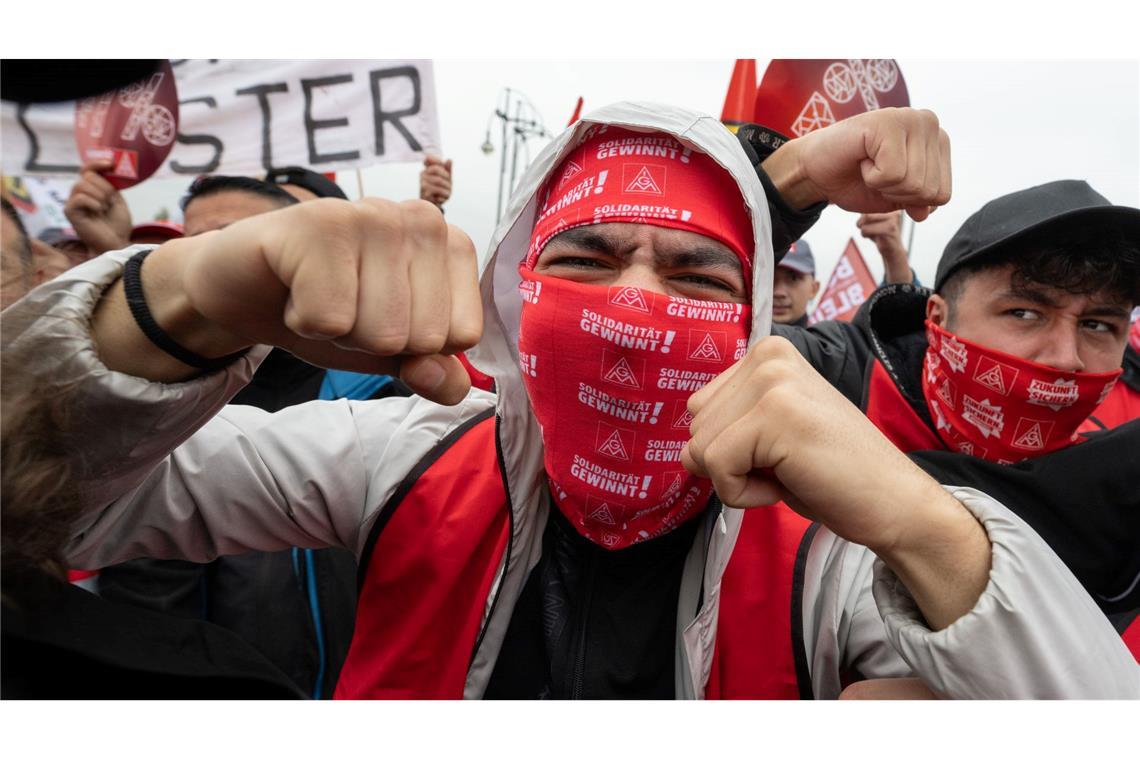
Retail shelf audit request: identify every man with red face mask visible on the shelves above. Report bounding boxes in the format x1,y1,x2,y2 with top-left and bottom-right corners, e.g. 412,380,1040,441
761,178,1140,665
3,103,1136,699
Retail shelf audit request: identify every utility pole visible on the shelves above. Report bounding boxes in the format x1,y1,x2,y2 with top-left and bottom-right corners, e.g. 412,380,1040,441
482,88,551,224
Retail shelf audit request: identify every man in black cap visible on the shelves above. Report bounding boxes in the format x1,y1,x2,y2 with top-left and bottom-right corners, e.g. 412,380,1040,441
772,178,1140,658
771,239,819,327
265,166,350,202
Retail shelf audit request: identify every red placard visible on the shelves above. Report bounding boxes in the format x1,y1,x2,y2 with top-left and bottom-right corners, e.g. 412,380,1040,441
74,60,180,189
754,59,909,138
809,239,878,325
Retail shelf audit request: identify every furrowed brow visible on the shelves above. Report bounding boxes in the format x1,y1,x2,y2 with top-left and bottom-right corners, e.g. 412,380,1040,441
655,245,743,276
546,226,623,257
997,286,1062,308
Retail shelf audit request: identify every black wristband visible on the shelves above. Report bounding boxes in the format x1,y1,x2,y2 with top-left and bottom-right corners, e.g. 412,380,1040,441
122,249,248,372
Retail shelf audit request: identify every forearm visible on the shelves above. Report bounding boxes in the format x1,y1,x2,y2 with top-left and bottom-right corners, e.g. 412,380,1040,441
868,469,991,631
872,487,1139,698
91,237,251,383
881,252,913,284
759,141,823,211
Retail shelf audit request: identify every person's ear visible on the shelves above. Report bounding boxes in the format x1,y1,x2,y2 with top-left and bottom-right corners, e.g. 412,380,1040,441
811,279,820,298
926,293,949,327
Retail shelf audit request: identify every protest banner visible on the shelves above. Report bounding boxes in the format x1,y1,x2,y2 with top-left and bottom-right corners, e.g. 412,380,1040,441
754,59,909,138
809,238,878,325
1,175,74,238
2,60,441,179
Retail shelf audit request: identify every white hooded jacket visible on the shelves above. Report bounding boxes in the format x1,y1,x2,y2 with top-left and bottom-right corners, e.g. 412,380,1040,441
4,103,1136,699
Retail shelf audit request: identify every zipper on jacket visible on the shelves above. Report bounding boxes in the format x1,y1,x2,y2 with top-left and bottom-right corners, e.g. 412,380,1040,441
569,549,598,700
468,415,516,669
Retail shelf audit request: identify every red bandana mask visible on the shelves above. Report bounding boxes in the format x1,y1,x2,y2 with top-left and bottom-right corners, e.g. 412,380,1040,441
518,269,750,549
516,124,755,550
921,320,1122,463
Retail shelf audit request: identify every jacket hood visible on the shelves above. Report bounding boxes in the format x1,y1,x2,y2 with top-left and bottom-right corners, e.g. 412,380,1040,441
467,102,775,425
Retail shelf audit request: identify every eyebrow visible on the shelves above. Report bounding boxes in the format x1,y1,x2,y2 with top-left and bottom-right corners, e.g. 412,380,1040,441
546,226,620,256
654,245,743,276
546,226,744,277
997,287,1131,318
996,287,1061,308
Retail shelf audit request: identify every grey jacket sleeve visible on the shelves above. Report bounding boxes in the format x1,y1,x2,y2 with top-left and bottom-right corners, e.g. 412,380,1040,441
2,247,496,567
871,486,1139,699
807,487,1139,699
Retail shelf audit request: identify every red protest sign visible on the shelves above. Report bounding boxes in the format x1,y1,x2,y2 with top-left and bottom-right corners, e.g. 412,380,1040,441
754,59,909,138
74,59,179,189
809,239,878,325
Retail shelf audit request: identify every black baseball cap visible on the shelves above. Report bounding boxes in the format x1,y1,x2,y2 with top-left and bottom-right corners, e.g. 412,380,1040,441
777,239,815,275
265,167,348,201
935,179,1140,292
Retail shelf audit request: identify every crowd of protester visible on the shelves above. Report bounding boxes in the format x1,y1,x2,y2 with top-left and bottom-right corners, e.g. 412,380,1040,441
1,78,1138,700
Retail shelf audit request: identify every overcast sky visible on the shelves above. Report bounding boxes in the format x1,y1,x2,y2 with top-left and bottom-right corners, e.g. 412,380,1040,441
118,59,1139,289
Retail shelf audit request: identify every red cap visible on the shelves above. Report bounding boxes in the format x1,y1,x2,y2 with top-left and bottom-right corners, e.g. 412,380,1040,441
130,221,184,244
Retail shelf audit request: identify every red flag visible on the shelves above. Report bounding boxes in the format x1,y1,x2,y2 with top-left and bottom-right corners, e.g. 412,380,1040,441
754,59,909,139
721,59,757,125
74,59,180,189
567,97,584,127
809,239,878,324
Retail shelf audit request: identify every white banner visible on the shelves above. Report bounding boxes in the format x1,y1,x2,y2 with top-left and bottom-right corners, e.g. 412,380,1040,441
1,59,440,179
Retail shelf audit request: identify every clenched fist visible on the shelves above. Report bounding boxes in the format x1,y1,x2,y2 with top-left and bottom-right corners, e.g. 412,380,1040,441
94,197,483,405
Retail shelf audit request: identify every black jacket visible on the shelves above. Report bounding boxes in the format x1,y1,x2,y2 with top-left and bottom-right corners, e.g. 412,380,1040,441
775,283,1140,614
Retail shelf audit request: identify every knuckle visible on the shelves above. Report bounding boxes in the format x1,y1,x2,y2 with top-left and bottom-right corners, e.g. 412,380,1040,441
406,329,448,355
366,329,410,355
448,321,482,349
290,310,355,339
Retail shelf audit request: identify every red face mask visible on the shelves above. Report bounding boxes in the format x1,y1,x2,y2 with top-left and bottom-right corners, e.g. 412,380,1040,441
921,320,1122,463
518,268,751,549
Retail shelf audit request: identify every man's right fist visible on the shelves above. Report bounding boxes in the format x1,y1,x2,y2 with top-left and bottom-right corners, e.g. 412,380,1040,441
117,198,483,405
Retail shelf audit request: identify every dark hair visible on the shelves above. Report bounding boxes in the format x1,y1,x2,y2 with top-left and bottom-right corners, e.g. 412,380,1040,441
179,175,299,212
939,222,1140,314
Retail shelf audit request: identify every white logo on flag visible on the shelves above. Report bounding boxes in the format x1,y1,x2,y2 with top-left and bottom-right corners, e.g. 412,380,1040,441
791,92,837,136
113,151,139,179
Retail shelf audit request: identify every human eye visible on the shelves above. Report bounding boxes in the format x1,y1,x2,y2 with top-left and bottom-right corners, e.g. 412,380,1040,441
541,254,609,270
1004,308,1040,321
674,273,735,293
1079,319,1119,335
